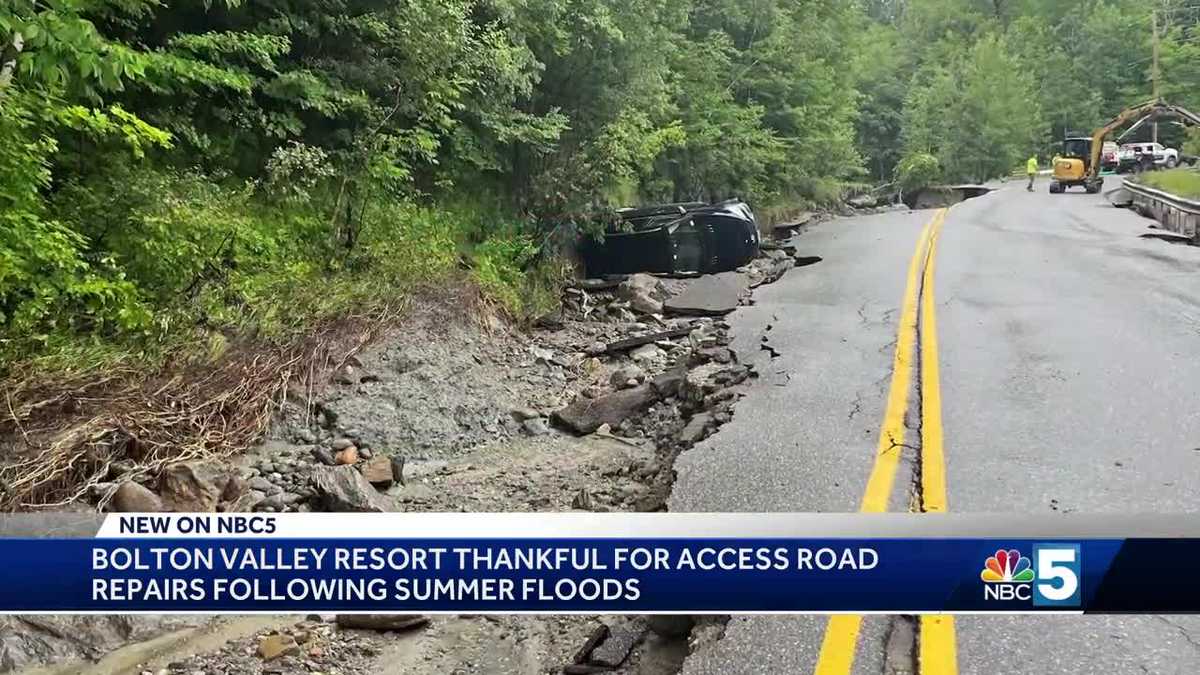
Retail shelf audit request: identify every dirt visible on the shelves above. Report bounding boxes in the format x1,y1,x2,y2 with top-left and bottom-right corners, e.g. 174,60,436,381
10,249,814,675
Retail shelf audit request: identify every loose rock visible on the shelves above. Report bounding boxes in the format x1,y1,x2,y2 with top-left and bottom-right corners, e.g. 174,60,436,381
522,417,551,436
552,385,660,435
258,634,299,661
360,456,395,488
334,447,359,465
310,446,337,466
158,463,224,512
110,481,164,512
609,365,645,389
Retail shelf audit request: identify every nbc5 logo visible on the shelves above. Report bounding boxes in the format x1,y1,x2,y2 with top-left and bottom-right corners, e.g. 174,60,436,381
1032,544,1081,607
980,544,1081,607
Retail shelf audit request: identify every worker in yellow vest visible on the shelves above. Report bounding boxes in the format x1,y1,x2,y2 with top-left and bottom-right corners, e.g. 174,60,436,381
1026,155,1038,192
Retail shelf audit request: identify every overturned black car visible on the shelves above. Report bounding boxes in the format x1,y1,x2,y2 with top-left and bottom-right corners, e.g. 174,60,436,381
580,200,760,277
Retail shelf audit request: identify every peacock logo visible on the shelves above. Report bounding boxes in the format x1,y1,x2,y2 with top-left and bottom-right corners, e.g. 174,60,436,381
981,549,1035,583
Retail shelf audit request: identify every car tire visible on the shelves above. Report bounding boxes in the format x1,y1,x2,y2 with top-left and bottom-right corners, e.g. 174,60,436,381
1167,156,1178,169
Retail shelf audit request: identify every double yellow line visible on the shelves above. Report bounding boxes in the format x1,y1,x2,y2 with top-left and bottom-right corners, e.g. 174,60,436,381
814,209,956,675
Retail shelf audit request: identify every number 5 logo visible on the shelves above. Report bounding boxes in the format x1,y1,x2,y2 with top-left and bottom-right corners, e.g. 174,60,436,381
1033,544,1081,607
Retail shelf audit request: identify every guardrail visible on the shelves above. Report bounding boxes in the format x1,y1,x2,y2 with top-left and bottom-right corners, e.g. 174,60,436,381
1123,178,1200,240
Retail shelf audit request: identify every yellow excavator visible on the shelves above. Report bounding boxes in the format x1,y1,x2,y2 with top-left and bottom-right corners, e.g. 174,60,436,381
1049,99,1200,194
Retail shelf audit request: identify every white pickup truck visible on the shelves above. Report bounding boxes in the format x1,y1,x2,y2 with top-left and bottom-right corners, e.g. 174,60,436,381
1117,142,1179,172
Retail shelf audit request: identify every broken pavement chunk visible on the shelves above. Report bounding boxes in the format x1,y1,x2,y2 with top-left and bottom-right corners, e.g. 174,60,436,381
664,275,743,317
589,618,647,668
572,623,610,664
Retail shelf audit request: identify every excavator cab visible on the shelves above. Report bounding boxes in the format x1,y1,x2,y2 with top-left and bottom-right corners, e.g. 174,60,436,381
1050,137,1101,193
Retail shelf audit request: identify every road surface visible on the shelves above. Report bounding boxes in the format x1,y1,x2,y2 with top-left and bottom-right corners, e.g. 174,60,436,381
670,180,1200,674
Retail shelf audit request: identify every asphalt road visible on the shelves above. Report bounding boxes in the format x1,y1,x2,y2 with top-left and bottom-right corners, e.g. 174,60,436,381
671,179,1200,674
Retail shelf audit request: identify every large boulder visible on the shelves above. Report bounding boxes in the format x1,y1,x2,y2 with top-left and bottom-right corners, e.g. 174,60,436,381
311,466,390,512
552,385,659,434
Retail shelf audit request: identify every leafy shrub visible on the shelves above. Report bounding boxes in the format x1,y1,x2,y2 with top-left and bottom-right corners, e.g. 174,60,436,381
896,152,942,193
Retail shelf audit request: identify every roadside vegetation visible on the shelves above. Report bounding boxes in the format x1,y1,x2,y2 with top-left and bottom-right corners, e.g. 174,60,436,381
1139,168,1200,199
1,0,1200,509
2,0,1199,372
0,0,867,372
862,0,1200,186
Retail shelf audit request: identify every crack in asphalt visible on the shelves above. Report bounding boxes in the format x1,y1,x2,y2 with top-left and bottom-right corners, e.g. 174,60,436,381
1155,616,1200,653
848,392,866,421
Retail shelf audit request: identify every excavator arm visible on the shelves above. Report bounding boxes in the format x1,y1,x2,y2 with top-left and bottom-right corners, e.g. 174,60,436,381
1088,100,1200,179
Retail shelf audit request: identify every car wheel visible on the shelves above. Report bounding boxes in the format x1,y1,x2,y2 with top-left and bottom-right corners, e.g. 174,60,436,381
1167,156,1178,168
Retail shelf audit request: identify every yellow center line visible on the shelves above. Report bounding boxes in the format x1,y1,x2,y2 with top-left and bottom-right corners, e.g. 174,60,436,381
814,210,943,675
917,214,957,675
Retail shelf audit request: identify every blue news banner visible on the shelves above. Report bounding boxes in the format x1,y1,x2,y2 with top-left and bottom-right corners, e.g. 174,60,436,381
0,533,1195,613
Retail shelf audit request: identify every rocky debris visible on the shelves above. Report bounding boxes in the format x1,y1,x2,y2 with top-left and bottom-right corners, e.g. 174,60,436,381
334,615,429,632
664,275,744,316
847,193,885,209
128,249,807,672
745,252,795,288
552,385,659,435
617,274,668,315
110,481,164,512
609,365,645,389
153,620,385,675
629,343,664,364
604,327,693,355
311,466,389,512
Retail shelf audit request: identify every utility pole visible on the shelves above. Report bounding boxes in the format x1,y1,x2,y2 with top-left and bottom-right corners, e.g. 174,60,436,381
1152,7,1161,143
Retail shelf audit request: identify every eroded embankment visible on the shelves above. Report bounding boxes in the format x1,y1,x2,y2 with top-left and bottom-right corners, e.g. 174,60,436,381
0,243,815,674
